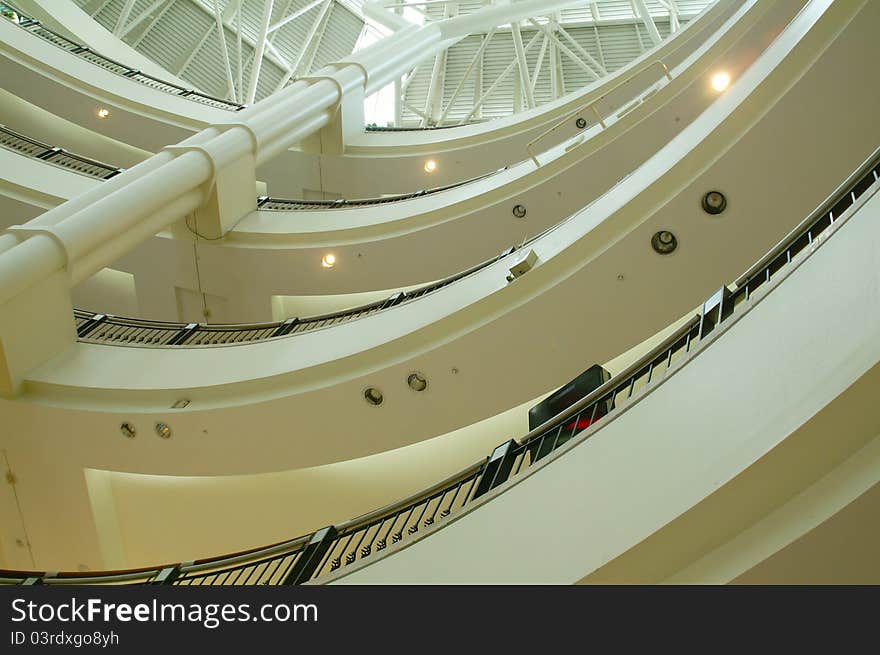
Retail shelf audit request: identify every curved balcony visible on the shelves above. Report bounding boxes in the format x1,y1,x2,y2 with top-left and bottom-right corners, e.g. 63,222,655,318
2,0,874,486
2,147,876,583
0,123,122,179
0,3,870,583
0,0,742,197
0,0,813,323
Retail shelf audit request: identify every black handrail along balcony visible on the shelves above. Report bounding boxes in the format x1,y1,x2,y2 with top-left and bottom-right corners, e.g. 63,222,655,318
4,146,878,587
0,123,123,179
72,247,509,345
257,166,506,211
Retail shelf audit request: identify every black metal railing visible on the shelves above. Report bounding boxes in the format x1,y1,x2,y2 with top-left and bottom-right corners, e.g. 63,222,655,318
365,122,481,132
1,118,503,208
4,149,877,586
0,123,123,179
73,236,519,346
257,167,506,211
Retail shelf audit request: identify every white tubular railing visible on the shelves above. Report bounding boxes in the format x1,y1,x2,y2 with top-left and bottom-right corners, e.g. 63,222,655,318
0,0,584,285
0,0,588,393
525,60,673,167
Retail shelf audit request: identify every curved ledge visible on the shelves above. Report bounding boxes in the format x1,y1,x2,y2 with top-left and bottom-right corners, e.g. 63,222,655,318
4,137,876,582
1,0,804,325
3,0,874,484
0,1,741,198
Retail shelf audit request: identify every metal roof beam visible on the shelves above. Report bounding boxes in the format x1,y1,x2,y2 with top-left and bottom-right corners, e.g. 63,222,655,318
245,0,276,104
212,0,236,100
268,0,326,34
633,0,662,46
120,0,168,38
113,0,137,35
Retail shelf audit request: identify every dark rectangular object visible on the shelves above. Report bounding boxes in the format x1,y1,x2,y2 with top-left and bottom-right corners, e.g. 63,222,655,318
472,440,518,500
283,526,338,585
528,365,611,432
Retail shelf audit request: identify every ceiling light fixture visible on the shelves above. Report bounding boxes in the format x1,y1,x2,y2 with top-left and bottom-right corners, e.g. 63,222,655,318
96,107,111,119
407,372,428,392
702,190,728,215
155,422,172,439
364,387,384,406
710,71,731,92
651,230,678,255
119,423,136,439
321,253,336,268
424,159,438,173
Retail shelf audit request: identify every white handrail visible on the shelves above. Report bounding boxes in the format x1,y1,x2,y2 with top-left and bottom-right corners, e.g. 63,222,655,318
0,0,585,294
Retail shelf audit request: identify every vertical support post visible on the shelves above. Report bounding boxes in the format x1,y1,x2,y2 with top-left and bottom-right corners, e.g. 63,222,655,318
0,267,76,398
698,286,733,338
150,566,180,584
473,440,518,500
283,526,338,585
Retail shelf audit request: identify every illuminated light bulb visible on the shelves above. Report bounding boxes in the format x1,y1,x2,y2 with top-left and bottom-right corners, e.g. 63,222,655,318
321,253,336,268
96,107,111,119
424,159,438,173
710,71,731,92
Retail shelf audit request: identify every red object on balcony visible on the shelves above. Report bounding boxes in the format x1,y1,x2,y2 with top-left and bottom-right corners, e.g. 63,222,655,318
564,415,602,432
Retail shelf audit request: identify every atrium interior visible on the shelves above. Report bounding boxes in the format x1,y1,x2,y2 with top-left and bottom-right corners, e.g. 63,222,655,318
0,0,878,585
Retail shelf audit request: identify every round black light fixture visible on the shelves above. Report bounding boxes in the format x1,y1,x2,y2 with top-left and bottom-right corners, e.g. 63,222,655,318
702,190,727,215
575,117,587,129
407,372,428,392
120,423,136,439
364,387,384,406
512,204,527,219
651,230,678,255
155,422,172,439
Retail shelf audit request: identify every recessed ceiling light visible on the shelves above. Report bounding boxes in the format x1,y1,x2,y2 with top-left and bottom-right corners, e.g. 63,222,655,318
651,230,678,255
119,422,136,439
321,253,336,268
96,107,111,119
364,387,384,406
424,159,438,173
407,372,428,392
155,422,172,439
710,71,731,92
702,190,727,215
